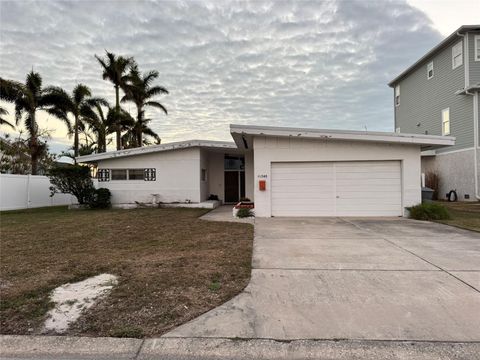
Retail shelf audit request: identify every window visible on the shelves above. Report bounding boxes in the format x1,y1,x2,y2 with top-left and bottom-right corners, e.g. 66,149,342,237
442,108,450,136
394,85,400,106
98,169,110,182
224,155,245,170
128,169,144,180
201,168,207,181
144,168,156,181
111,169,127,180
427,61,434,79
475,35,480,61
452,41,463,69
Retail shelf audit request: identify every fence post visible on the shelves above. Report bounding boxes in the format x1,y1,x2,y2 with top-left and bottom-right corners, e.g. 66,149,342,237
26,174,31,208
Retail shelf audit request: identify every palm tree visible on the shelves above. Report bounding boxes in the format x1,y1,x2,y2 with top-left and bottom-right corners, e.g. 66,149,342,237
0,78,21,129
95,51,135,150
83,104,134,153
0,72,71,174
48,84,107,159
121,117,161,149
122,65,168,147
0,107,15,129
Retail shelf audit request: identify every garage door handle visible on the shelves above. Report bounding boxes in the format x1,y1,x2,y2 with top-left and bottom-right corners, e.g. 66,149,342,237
336,195,340,198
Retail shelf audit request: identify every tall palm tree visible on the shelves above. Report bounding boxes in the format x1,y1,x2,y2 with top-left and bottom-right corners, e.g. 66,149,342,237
48,84,107,159
95,51,135,150
0,72,71,174
122,65,168,147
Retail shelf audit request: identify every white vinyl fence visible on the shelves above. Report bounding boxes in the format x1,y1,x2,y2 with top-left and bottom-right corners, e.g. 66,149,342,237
0,174,76,211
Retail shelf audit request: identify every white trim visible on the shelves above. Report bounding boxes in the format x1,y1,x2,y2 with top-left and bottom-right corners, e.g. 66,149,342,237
77,140,237,162
475,35,480,61
464,33,469,87
442,107,450,136
427,61,434,80
452,40,463,69
435,147,474,155
230,124,456,149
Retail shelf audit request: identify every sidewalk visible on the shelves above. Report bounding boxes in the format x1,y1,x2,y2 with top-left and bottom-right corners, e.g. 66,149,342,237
1,335,480,360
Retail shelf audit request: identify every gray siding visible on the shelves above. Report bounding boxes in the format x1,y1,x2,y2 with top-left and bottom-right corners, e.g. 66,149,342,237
468,31,480,85
394,37,474,152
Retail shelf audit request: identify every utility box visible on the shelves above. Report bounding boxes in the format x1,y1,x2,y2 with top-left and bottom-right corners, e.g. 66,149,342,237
421,187,434,202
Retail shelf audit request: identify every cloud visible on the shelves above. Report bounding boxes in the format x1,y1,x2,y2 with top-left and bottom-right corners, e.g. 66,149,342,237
0,0,442,153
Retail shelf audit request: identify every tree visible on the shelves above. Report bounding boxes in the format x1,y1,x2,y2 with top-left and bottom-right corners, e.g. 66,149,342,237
95,51,135,150
0,107,15,129
48,164,95,205
0,131,56,175
82,104,134,153
122,118,161,148
0,78,21,129
47,84,107,159
122,64,168,147
0,72,71,174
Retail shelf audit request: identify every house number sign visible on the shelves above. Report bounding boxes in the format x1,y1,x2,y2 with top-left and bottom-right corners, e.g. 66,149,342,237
257,174,268,178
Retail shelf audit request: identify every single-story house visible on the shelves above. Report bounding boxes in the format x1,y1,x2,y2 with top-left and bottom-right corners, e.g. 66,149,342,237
77,124,454,217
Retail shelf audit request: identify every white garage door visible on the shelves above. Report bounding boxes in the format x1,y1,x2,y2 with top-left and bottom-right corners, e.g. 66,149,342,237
271,161,402,217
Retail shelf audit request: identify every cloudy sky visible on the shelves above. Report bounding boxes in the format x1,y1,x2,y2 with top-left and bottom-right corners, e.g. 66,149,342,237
0,0,478,154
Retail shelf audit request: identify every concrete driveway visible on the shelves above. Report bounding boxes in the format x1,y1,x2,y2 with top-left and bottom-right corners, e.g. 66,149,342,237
165,217,480,341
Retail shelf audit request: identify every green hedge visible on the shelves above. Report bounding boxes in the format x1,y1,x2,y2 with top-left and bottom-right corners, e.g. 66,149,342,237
408,203,450,221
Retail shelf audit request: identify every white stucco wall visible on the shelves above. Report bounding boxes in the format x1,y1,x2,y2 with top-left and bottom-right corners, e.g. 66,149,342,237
253,136,422,217
96,147,201,204
200,149,209,201
244,150,254,201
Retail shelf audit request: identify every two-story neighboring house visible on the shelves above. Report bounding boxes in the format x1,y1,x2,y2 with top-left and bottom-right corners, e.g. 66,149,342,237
389,25,480,201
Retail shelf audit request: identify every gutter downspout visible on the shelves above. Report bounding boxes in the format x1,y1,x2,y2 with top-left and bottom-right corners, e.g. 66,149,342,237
472,91,480,200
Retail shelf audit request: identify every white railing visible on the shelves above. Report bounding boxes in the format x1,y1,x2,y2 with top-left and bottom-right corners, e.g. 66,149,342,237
0,174,75,211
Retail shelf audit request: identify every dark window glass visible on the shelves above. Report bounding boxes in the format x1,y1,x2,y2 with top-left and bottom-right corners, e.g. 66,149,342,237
224,156,245,170
128,169,144,180
111,169,127,180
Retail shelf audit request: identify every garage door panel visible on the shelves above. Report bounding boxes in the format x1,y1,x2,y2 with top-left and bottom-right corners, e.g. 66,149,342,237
271,161,402,217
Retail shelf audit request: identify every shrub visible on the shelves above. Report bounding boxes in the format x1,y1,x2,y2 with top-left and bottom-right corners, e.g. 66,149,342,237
89,188,111,209
207,194,219,201
408,203,450,221
236,208,253,218
48,164,95,205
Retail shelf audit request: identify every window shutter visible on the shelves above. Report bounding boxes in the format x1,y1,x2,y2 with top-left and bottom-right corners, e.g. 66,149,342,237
144,168,156,181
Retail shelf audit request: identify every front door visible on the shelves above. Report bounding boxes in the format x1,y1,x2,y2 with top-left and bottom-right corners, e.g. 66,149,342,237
225,171,240,203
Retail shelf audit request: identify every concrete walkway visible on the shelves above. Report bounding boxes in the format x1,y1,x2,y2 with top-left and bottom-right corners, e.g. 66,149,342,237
200,205,254,224
165,217,480,341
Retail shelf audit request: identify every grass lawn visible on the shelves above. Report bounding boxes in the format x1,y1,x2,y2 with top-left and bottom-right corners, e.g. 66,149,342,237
434,201,480,232
0,206,253,337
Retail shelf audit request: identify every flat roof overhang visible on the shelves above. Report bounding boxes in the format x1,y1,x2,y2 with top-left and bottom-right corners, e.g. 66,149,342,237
76,140,237,163
230,124,455,151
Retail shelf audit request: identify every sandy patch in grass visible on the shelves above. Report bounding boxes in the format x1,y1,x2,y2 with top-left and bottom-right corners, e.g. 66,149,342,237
44,274,118,333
